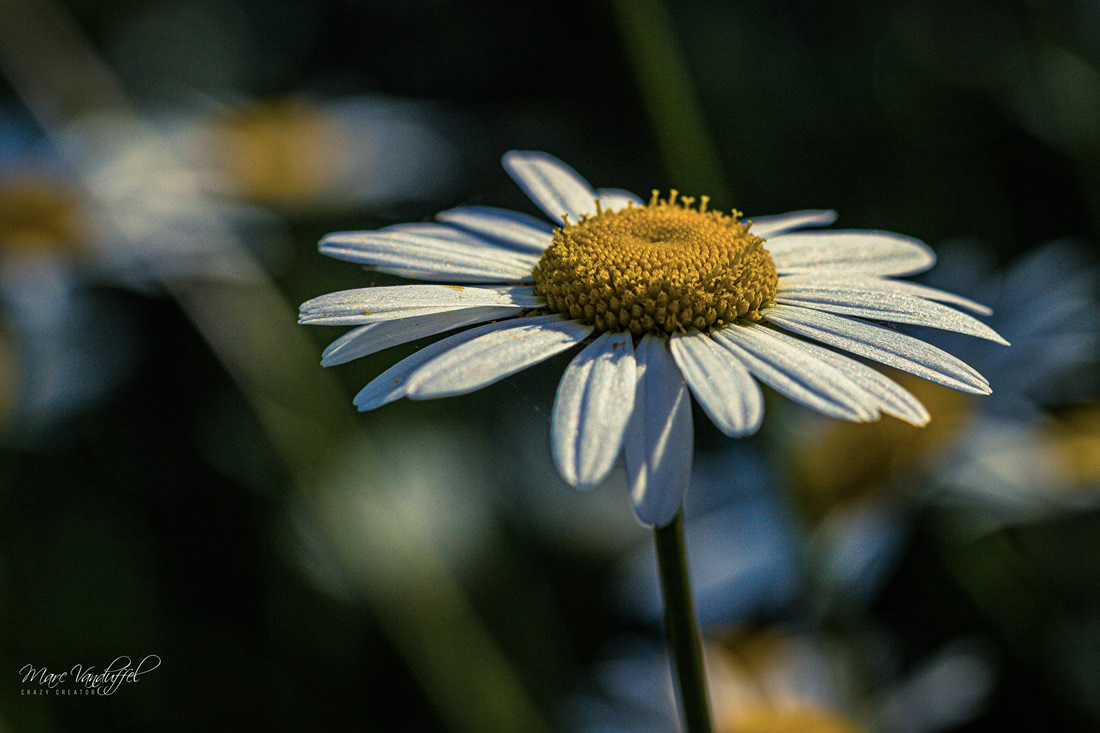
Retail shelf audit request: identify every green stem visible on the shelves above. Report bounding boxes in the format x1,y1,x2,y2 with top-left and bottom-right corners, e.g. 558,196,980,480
653,509,714,733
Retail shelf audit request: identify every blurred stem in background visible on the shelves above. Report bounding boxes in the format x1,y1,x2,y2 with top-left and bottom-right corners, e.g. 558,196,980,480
609,0,732,204
0,1,550,731
1021,1,1100,236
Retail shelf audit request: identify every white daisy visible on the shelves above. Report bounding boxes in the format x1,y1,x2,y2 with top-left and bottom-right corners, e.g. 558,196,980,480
193,94,462,213
300,151,1006,527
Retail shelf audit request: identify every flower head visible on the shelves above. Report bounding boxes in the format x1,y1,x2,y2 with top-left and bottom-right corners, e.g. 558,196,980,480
566,630,993,733
301,151,1006,526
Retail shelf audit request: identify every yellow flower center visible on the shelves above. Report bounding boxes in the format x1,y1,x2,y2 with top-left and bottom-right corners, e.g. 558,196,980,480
209,98,340,205
531,191,778,335
0,178,85,255
722,705,865,733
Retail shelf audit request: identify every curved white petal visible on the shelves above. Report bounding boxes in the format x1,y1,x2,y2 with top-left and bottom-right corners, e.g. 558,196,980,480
320,223,539,282
321,306,522,366
551,331,636,489
353,317,535,411
767,230,936,276
775,287,1008,344
754,327,930,426
749,209,838,238
669,331,763,437
778,274,993,315
300,284,539,325
405,314,592,399
597,187,644,211
435,205,555,253
502,150,599,224
625,335,693,528
762,304,992,394
712,324,880,422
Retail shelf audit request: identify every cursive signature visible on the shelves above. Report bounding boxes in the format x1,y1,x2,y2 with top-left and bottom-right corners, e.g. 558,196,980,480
20,655,161,696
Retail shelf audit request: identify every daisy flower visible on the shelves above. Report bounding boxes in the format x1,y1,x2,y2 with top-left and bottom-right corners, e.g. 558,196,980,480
193,94,462,214
566,630,993,733
300,151,1006,527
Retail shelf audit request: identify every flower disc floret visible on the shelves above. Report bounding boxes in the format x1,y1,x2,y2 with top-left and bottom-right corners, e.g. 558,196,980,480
531,191,778,335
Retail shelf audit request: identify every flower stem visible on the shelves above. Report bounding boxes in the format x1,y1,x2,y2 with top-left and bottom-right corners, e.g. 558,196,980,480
653,508,713,733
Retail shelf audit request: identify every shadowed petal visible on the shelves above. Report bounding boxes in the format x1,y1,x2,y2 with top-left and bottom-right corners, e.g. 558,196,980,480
300,284,539,325
767,230,936,276
597,187,644,211
551,331,636,489
436,205,555,253
669,331,763,437
405,315,592,399
750,209,838,238
779,274,993,315
320,223,539,282
775,287,1009,344
713,324,880,422
625,335,693,528
353,317,537,411
762,304,992,394
753,327,931,426
321,307,523,366
502,150,600,224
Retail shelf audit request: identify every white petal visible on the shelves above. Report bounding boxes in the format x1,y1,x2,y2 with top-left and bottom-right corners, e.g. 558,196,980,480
551,331,636,489
597,187,644,211
754,327,930,426
321,306,522,366
625,335,693,528
775,287,1009,344
749,209,838,238
762,304,992,394
712,324,880,422
354,317,532,411
320,223,539,282
669,331,763,437
502,150,599,224
767,230,936,276
435,205,555,253
779,274,993,315
300,284,539,325
405,314,592,399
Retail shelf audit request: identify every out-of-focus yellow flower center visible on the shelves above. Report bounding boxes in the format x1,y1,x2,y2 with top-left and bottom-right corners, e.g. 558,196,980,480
532,191,778,335
0,179,85,255
790,374,976,516
1044,405,1100,489
722,705,865,733
0,328,17,426
210,98,339,204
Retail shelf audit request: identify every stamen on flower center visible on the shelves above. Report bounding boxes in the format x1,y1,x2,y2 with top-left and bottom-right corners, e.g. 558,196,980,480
531,191,778,335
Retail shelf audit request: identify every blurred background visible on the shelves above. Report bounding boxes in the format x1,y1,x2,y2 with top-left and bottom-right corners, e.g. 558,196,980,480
0,0,1097,730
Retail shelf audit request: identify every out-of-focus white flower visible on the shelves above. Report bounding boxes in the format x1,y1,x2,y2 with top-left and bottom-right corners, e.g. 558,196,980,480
191,95,463,214
613,446,803,628
785,241,1098,530
290,423,496,599
55,109,280,287
566,630,993,733
772,240,1099,607
0,107,282,440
